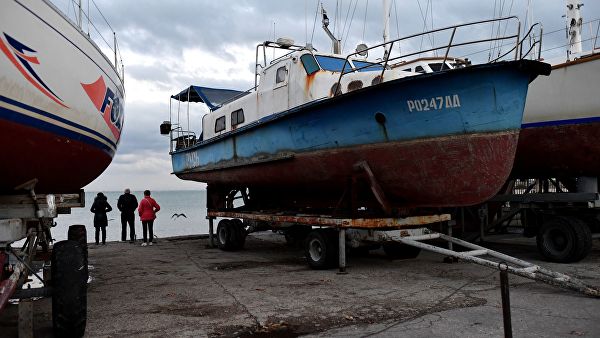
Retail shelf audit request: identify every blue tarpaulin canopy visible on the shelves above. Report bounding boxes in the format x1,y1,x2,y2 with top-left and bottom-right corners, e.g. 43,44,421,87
171,86,247,110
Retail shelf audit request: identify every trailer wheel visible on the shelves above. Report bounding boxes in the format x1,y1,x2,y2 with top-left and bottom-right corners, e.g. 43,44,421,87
52,240,87,337
567,217,593,262
68,224,88,278
217,219,236,251
305,230,338,269
230,218,247,250
536,216,590,263
382,242,421,260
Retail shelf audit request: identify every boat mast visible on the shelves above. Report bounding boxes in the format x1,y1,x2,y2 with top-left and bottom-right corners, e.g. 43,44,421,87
566,0,583,59
383,0,391,59
321,5,341,54
77,0,83,28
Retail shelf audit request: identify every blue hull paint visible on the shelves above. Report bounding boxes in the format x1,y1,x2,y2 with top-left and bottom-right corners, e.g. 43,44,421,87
172,61,536,175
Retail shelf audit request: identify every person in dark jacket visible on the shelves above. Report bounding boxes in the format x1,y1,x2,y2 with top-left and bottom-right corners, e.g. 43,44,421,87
117,188,138,243
90,192,112,245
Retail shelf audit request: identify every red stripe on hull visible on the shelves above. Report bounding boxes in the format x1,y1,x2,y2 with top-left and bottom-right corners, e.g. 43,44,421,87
179,131,519,208
0,120,112,193
513,122,600,177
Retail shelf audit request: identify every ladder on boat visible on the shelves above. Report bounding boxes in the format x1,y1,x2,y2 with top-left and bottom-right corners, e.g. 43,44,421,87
377,228,600,297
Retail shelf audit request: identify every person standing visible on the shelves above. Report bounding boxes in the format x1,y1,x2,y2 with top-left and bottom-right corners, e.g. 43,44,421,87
138,190,160,246
90,192,112,245
117,188,138,243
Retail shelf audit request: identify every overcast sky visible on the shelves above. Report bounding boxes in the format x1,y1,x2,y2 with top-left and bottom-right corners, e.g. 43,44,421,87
50,0,600,192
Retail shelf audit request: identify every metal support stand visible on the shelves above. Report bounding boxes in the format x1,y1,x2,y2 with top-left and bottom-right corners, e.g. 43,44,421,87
478,204,488,243
18,299,33,338
499,263,513,338
337,228,347,274
207,217,215,248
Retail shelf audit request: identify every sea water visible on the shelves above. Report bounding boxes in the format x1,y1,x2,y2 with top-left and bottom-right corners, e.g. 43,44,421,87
53,190,208,243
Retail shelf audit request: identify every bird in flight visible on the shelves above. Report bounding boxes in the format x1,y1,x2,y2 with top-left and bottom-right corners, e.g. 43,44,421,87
171,213,187,219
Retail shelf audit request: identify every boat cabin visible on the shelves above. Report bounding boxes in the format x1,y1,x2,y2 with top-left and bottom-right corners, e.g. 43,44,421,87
181,41,420,142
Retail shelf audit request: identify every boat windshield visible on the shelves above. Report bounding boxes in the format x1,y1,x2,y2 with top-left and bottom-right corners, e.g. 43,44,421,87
315,55,353,73
352,60,384,72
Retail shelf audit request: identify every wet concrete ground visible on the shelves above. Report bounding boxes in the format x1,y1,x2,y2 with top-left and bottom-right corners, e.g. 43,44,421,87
1,232,599,337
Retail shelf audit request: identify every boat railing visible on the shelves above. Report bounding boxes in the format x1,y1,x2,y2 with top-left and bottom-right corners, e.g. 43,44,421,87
335,16,524,91
254,41,307,88
519,23,544,61
59,0,125,82
169,125,197,152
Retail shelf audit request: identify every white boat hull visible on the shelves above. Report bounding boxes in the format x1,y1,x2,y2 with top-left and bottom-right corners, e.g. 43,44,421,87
514,54,600,177
0,0,125,193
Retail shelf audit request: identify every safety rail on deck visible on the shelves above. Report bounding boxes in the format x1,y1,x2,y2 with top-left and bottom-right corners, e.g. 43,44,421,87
169,126,197,152
336,16,526,89
60,0,125,82
519,23,543,60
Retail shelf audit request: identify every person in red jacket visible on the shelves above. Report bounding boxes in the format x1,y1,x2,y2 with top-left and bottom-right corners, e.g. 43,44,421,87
138,190,160,246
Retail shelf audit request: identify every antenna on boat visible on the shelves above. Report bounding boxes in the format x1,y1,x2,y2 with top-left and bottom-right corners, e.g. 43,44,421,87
383,0,391,59
321,5,342,54
566,0,584,59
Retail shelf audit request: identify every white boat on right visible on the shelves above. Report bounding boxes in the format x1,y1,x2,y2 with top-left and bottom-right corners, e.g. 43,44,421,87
514,0,600,178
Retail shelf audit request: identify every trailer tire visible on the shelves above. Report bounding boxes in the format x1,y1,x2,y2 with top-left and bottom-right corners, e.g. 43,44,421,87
68,224,88,278
52,240,87,338
217,219,236,251
230,219,247,250
305,230,338,269
536,216,586,263
568,217,592,262
382,242,421,260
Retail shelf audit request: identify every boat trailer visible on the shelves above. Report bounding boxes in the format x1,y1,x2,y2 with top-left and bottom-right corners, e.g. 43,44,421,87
207,210,600,298
0,181,88,336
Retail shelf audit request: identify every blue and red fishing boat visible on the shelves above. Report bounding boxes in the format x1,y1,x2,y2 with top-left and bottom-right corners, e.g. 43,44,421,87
163,18,550,213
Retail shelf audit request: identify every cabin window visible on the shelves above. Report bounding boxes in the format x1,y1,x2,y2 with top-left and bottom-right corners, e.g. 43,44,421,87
414,66,426,74
429,63,451,72
231,109,244,126
301,54,320,75
215,116,226,133
315,55,352,73
352,60,384,72
276,66,287,83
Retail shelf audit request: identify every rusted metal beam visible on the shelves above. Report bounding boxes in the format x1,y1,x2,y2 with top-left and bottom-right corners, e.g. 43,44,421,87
206,211,450,229
353,160,392,215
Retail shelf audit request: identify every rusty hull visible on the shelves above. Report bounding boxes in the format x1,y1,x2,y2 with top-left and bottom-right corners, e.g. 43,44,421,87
181,130,519,209
513,122,600,177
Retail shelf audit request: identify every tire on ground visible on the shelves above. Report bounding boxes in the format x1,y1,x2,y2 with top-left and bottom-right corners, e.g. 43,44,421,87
382,242,422,260
230,218,247,250
52,240,87,338
567,217,593,262
217,219,236,251
304,229,338,269
536,216,591,263
68,224,88,277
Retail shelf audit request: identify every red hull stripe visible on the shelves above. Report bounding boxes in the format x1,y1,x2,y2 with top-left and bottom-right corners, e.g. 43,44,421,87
0,95,116,153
